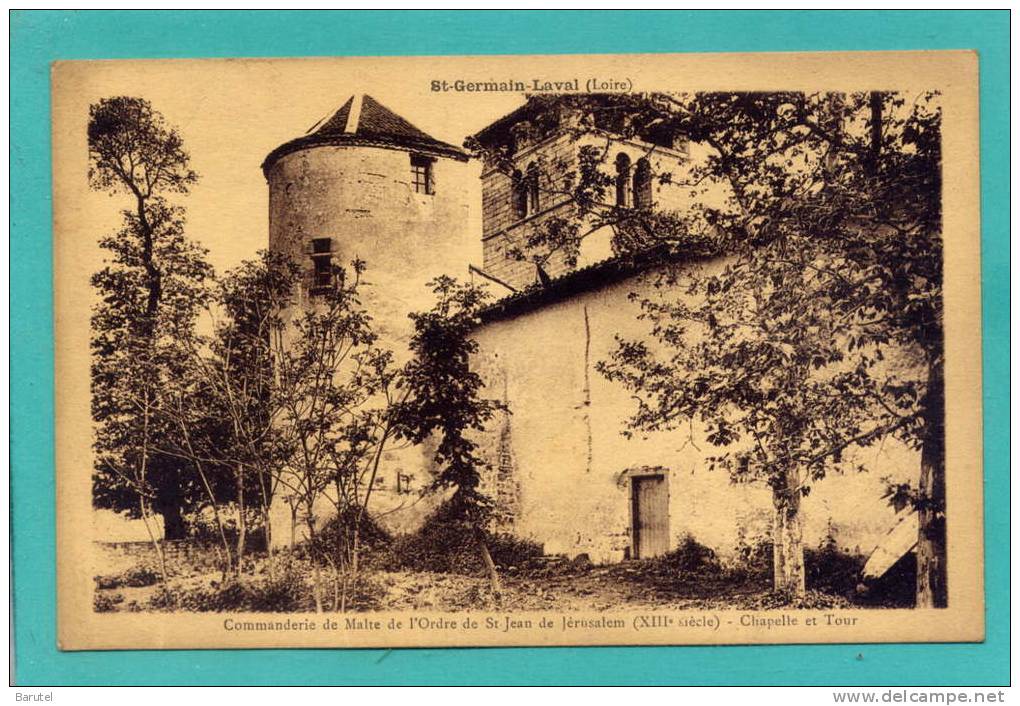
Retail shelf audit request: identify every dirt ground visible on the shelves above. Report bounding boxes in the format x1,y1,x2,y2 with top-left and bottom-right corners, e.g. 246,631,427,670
373,567,786,612
94,543,856,613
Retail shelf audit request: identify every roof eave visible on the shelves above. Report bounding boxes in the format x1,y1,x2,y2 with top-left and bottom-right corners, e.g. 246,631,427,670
476,247,695,326
261,133,470,179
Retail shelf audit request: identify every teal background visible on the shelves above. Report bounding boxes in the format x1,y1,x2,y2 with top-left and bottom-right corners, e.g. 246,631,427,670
10,10,1009,686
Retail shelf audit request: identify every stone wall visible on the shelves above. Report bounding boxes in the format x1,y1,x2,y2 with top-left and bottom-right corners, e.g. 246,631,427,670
470,263,919,564
479,130,691,291
267,142,479,351
264,142,479,548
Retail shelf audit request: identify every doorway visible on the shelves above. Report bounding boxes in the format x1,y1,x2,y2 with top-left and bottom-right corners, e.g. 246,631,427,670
631,474,669,559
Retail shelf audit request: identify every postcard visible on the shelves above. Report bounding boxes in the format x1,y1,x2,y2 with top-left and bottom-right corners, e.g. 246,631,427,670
53,50,982,649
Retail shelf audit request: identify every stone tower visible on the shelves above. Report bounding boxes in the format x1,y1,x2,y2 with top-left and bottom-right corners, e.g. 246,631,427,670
262,94,475,348
261,95,476,544
470,96,690,291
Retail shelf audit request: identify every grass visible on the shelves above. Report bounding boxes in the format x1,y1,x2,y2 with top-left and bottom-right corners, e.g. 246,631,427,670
92,530,911,613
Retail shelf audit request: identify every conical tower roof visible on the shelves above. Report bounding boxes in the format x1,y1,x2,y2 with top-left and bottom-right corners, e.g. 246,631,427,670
262,94,467,176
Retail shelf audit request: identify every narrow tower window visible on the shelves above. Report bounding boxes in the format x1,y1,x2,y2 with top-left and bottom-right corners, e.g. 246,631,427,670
526,162,540,215
310,237,333,293
511,169,528,219
614,153,632,207
633,158,652,209
411,154,434,194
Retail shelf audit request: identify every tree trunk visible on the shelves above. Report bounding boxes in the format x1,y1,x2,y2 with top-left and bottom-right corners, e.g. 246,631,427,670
159,500,187,540
289,503,297,549
139,498,169,584
917,358,947,608
772,466,805,595
235,463,247,575
261,506,273,555
193,464,232,575
335,507,348,613
475,526,502,596
209,503,232,579
350,526,360,576
306,512,323,613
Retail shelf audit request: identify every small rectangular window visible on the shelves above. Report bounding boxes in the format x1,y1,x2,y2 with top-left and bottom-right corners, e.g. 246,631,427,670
309,237,334,294
312,255,332,289
411,154,434,195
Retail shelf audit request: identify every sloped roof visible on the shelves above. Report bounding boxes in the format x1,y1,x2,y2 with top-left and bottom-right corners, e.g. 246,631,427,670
262,94,468,176
476,247,686,326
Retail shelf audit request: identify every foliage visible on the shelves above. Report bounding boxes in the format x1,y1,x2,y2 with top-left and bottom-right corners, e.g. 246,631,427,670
204,250,300,530
550,92,945,597
804,542,865,598
94,565,161,590
311,507,391,568
651,534,723,576
155,250,300,571
88,96,197,196
184,507,268,553
93,592,125,612
486,533,546,570
731,535,775,579
144,554,383,613
382,499,542,576
269,259,400,561
396,277,503,521
89,97,214,541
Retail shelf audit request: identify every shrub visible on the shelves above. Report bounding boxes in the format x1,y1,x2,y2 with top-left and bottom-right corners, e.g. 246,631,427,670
747,589,854,610
147,585,179,611
728,532,871,599
382,500,542,576
732,536,774,578
804,540,865,597
652,534,723,576
311,507,391,567
336,573,384,612
93,592,124,612
146,558,313,612
94,564,161,589
487,533,544,571
186,507,268,553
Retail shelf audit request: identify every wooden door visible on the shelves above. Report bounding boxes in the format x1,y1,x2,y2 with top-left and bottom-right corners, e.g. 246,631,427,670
632,475,669,559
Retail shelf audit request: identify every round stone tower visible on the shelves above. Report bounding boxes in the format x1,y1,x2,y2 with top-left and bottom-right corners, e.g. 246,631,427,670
262,94,475,348
262,95,476,545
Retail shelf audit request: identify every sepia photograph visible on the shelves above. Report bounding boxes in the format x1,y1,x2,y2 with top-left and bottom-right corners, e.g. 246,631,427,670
51,50,983,650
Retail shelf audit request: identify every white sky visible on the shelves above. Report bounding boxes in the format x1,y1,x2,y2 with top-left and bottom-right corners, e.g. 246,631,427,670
55,57,527,275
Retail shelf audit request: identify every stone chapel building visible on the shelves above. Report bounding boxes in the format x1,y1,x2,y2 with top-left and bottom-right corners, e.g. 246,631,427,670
262,94,917,564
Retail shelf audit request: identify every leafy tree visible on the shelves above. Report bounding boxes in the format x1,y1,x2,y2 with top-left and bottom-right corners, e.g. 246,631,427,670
200,250,298,568
155,358,238,577
266,258,400,611
396,277,504,593
89,97,213,554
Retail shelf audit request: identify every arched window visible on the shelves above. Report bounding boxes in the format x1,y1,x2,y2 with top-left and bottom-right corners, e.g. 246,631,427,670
614,153,632,207
633,158,652,209
526,162,540,215
511,169,527,219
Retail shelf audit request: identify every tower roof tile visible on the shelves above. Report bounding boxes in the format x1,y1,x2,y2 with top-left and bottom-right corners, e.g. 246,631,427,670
262,94,468,177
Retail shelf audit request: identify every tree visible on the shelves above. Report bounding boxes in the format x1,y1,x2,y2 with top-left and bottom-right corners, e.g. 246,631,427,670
155,358,238,578
201,250,298,568
649,92,944,604
89,97,213,553
267,258,400,612
477,93,944,601
396,277,504,594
